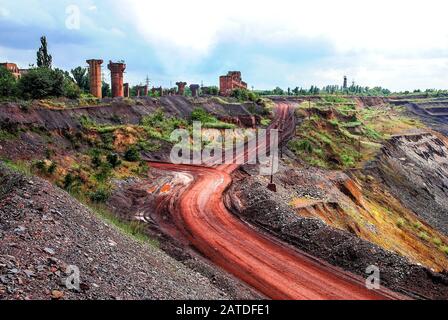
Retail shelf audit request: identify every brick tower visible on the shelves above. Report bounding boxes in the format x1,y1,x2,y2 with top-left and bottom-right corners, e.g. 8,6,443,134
176,82,187,95
86,59,103,98
107,61,126,98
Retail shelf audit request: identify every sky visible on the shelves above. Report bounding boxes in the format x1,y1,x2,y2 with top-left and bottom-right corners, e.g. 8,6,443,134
1,0,448,91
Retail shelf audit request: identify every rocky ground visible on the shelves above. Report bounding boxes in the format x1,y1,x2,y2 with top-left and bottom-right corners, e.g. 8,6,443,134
225,157,448,299
0,164,236,300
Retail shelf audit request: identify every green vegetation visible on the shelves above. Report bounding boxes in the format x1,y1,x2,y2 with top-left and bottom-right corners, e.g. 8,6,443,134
418,231,430,242
71,66,89,92
2,156,158,248
1,159,32,176
0,66,17,97
124,146,141,162
396,218,405,229
85,201,159,247
257,85,391,97
201,86,219,96
0,129,18,141
441,246,448,256
288,100,421,170
191,107,236,129
432,237,443,246
36,36,52,68
140,108,188,140
231,88,259,102
18,67,79,99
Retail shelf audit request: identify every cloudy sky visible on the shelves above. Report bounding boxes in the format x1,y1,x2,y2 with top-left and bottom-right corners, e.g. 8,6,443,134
1,0,447,91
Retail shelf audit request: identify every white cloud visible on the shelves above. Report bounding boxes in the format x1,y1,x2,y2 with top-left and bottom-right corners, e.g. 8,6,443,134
116,0,448,90
123,0,448,55
0,7,10,17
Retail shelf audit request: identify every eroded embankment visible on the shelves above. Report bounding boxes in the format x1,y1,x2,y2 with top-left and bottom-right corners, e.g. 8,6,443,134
0,96,262,131
225,164,448,299
368,132,448,236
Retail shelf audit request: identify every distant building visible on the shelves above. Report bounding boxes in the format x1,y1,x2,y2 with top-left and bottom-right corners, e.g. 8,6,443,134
0,62,26,79
219,71,247,96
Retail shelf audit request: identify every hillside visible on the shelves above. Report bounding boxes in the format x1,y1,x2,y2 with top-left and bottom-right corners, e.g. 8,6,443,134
0,95,447,300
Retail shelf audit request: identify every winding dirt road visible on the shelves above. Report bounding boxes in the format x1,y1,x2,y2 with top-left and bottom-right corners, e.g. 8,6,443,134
149,102,404,300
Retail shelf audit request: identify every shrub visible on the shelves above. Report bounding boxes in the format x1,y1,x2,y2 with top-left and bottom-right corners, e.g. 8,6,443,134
289,139,313,154
63,173,75,190
191,107,215,123
231,88,249,102
18,67,65,99
202,86,219,95
124,146,141,162
95,163,113,183
0,66,17,97
63,77,81,99
432,237,442,246
89,188,110,203
47,162,57,174
441,246,448,256
396,218,405,228
90,150,102,168
107,153,121,168
418,231,430,241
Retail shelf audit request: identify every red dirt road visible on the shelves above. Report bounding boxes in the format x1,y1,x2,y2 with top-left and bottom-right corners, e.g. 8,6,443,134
149,102,404,300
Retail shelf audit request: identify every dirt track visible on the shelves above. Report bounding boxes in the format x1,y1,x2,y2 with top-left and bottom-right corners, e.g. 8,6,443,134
148,103,405,300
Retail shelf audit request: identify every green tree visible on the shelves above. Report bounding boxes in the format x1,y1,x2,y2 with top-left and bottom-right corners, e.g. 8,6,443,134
71,66,89,91
273,87,284,95
231,88,249,101
18,67,64,99
124,146,141,162
107,152,121,168
36,36,52,68
0,66,17,97
102,81,111,97
63,77,81,99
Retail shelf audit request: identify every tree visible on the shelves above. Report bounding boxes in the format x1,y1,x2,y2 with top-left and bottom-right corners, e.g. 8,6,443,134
102,81,111,97
272,87,284,95
124,146,141,162
107,153,121,168
36,36,52,68
0,66,17,97
18,67,64,99
71,66,89,91
63,77,81,99
231,88,249,102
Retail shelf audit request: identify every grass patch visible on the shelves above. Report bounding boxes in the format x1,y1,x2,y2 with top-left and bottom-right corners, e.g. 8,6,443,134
0,129,18,141
418,231,430,241
1,159,32,176
90,202,159,247
441,246,448,256
289,102,423,169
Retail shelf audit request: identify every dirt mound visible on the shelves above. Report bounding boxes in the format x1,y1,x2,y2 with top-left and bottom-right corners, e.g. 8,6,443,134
0,164,229,300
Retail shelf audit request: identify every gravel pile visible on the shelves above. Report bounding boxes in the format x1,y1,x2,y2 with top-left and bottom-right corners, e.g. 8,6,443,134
0,164,228,300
